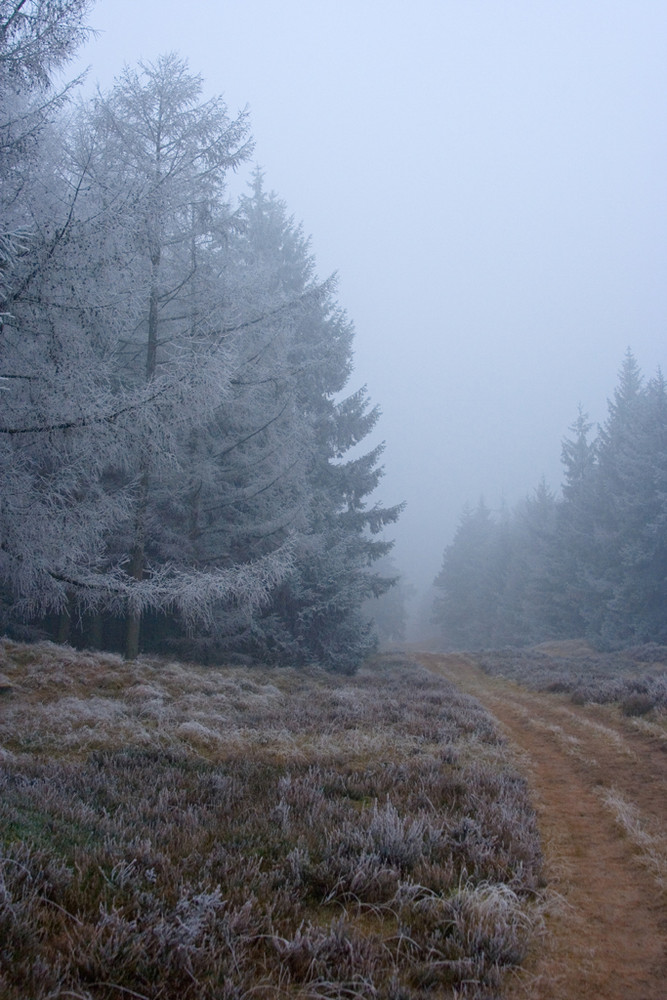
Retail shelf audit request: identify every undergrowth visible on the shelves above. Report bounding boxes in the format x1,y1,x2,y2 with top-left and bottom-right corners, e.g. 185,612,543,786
0,640,543,999
475,641,667,718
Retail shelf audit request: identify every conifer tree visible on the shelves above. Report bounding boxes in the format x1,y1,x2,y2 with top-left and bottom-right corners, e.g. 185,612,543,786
555,406,599,636
0,0,115,622
593,356,667,641
1,35,403,666
224,177,402,672
433,350,666,651
433,500,504,649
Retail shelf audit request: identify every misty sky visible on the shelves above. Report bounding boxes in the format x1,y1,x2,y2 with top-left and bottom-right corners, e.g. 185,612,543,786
69,1,667,597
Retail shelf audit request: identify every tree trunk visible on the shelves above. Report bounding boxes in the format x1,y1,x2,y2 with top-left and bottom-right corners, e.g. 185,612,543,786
57,603,71,644
88,613,103,650
124,468,149,660
125,608,141,660
125,249,160,660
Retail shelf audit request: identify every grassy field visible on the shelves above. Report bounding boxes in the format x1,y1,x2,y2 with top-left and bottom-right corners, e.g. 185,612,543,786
474,640,667,720
0,640,544,1000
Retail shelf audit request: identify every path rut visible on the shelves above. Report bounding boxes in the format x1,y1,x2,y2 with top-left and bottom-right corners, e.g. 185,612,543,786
417,652,667,1000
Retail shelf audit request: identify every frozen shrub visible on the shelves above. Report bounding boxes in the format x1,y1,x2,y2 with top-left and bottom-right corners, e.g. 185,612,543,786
621,692,655,717
362,800,431,868
449,880,534,967
477,644,667,714
0,641,543,998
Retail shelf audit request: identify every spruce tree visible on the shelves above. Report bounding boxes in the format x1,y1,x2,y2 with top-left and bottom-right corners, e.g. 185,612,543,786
228,178,402,672
597,361,667,641
433,500,504,649
556,406,599,637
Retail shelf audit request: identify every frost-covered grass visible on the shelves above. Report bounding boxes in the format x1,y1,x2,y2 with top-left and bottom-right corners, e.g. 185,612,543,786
475,641,667,720
0,640,543,999
597,787,667,894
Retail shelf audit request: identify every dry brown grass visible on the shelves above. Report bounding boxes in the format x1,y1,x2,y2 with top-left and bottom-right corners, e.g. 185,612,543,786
0,640,544,999
597,787,667,895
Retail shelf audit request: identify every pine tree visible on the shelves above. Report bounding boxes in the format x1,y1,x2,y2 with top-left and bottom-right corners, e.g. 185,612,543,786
227,179,402,672
362,554,413,646
1,54,298,647
138,171,332,657
599,362,667,641
0,0,124,623
589,350,647,641
512,479,562,640
75,54,265,656
433,500,504,649
1,38,402,665
556,351,667,644
555,405,599,637
272,389,401,673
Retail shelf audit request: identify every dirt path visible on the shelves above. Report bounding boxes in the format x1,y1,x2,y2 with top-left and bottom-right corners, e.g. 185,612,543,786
417,652,667,1000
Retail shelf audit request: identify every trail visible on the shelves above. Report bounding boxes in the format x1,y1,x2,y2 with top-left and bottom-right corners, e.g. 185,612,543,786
417,652,667,1000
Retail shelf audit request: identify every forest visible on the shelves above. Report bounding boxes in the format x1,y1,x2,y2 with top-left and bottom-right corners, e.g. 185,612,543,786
433,349,667,650
0,1,402,672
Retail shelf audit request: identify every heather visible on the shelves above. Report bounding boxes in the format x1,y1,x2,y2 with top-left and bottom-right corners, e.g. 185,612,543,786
0,640,543,999
475,641,667,718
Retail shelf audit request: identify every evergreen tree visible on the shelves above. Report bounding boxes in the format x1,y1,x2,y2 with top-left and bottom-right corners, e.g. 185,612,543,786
638,370,667,640
0,0,124,622
1,38,402,667
88,55,249,655
230,183,402,670
433,500,504,649
588,350,648,641
561,405,598,502
1,57,291,647
512,480,562,640
268,389,401,673
363,554,413,646
594,357,667,641
143,172,342,658
433,351,666,651
554,406,599,636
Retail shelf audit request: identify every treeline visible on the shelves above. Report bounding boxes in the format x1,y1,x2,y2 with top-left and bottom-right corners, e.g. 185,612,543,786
433,350,667,650
0,3,401,672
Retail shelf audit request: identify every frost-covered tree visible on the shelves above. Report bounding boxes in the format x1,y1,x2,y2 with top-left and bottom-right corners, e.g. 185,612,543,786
552,405,600,636
189,176,402,672
195,171,330,567
0,1,92,323
0,0,91,187
135,171,328,656
0,51,296,649
266,387,402,673
69,55,298,657
561,405,597,501
504,480,562,642
0,0,116,621
1,35,402,668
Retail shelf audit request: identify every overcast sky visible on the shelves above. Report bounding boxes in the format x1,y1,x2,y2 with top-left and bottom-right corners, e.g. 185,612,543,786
70,1,667,599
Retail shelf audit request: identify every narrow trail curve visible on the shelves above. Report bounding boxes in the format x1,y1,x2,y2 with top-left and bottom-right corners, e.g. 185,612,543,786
417,652,667,1000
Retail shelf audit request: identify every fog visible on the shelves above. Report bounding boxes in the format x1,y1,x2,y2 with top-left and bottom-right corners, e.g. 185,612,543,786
71,0,667,600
